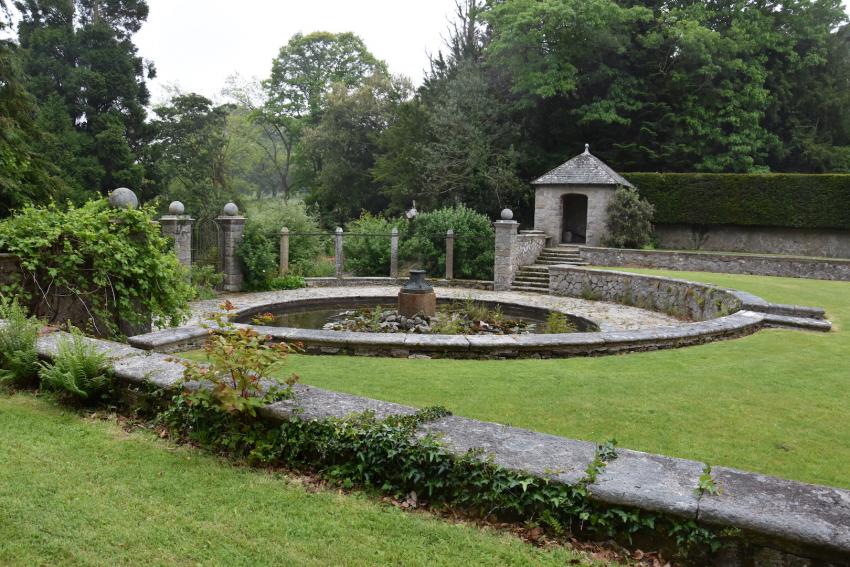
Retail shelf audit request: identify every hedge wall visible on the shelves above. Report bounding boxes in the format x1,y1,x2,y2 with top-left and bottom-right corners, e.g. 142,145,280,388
623,173,850,230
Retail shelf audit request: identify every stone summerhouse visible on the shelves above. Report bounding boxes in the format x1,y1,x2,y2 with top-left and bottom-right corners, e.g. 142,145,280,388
532,145,634,246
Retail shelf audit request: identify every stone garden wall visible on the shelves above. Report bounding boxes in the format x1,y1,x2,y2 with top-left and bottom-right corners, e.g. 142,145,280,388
580,246,850,282
512,230,548,268
549,265,743,321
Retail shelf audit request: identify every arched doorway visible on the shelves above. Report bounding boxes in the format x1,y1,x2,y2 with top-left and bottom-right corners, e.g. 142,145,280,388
561,194,588,244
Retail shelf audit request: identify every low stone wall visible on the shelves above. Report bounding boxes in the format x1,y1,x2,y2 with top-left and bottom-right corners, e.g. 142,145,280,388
579,246,850,282
512,230,548,268
0,253,150,336
549,265,743,321
29,329,850,566
655,223,850,259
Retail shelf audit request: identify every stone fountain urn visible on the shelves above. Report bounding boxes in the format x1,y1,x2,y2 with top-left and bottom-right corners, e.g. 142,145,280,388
398,270,436,318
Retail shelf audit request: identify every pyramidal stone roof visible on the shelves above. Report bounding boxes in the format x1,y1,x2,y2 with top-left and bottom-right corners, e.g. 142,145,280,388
532,144,634,188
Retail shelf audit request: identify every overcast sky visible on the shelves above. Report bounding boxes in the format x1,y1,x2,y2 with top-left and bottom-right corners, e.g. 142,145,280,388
135,0,461,104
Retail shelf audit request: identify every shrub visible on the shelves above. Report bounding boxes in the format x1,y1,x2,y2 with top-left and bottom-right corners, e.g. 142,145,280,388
0,297,41,388
291,256,336,277
39,329,112,403
604,186,655,249
0,200,194,337
243,199,324,266
624,173,850,229
403,205,494,281
189,265,223,300
181,301,298,412
237,221,278,291
239,199,327,289
268,275,306,290
343,213,407,276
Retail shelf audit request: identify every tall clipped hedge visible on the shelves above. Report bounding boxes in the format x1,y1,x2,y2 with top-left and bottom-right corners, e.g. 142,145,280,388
624,173,850,230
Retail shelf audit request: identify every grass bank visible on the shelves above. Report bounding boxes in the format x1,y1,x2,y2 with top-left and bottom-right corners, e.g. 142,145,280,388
0,393,609,566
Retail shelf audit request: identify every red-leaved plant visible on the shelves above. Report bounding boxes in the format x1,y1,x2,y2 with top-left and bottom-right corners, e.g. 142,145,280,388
179,301,299,415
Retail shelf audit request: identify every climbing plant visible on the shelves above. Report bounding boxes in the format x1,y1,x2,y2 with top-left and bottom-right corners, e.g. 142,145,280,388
0,199,194,338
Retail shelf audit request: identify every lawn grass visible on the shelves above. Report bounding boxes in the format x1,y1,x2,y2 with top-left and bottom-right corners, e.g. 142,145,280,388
185,270,850,490
0,393,609,567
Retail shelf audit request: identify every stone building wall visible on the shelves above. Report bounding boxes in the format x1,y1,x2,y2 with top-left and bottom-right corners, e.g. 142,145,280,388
654,223,850,259
580,246,850,282
533,184,616,246
549,265,742,321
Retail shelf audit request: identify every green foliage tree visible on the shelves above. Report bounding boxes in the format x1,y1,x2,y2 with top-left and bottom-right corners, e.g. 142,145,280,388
484,0,850,174
267,31,386,124
0,6,65,215
604,186,655,249
299,73,412,224
148,93,236,219
13,0,155,195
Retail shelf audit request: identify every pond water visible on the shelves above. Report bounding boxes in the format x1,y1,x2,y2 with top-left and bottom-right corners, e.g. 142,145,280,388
237,299,599,334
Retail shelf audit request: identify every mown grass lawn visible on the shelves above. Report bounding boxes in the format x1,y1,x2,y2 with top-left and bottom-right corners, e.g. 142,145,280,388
0,393,609,567
199,270,850,490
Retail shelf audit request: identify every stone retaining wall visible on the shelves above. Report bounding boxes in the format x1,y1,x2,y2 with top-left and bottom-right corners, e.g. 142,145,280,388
580,246,850,281
29,329,850,566
549,265,743,321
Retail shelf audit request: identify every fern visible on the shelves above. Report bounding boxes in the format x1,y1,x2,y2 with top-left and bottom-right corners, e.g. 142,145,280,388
39,330,111,402
0,297,41,387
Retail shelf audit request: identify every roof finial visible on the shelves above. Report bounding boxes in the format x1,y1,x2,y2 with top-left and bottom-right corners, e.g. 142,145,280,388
584,143,590,155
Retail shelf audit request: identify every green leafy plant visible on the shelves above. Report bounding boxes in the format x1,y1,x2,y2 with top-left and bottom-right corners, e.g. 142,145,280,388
0,297,41,388
174,300,299,416
604,186,655,249
402,205,494,281
290,256,336,277
343,213,407,276
267,274,306,290
0,200,194,338
237,220,279,291
696,465,720,497
189,265,224,300
39,329,112,403
544,312,576,334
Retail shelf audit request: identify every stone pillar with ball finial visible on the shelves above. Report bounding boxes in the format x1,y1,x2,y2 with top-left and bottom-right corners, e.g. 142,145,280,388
159,201,194,267
217,202,246,291
493,208,519,291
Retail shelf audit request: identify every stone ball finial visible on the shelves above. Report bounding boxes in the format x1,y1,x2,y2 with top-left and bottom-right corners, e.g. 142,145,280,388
500,208,514,221
168,201,185,215
222,202,239,216
584,143,590,154
108,187,138,210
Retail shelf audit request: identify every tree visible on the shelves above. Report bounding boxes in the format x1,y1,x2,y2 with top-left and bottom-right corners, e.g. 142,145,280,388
224,75,301,200
0,2,66,215
299,73,412,224
267,31,386,124
374,1,527,218
148,93,236,219
14,0,155,195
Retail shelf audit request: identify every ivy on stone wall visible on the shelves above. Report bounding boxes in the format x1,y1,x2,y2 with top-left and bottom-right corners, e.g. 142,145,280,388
0,200,194,337
625,173,850,230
